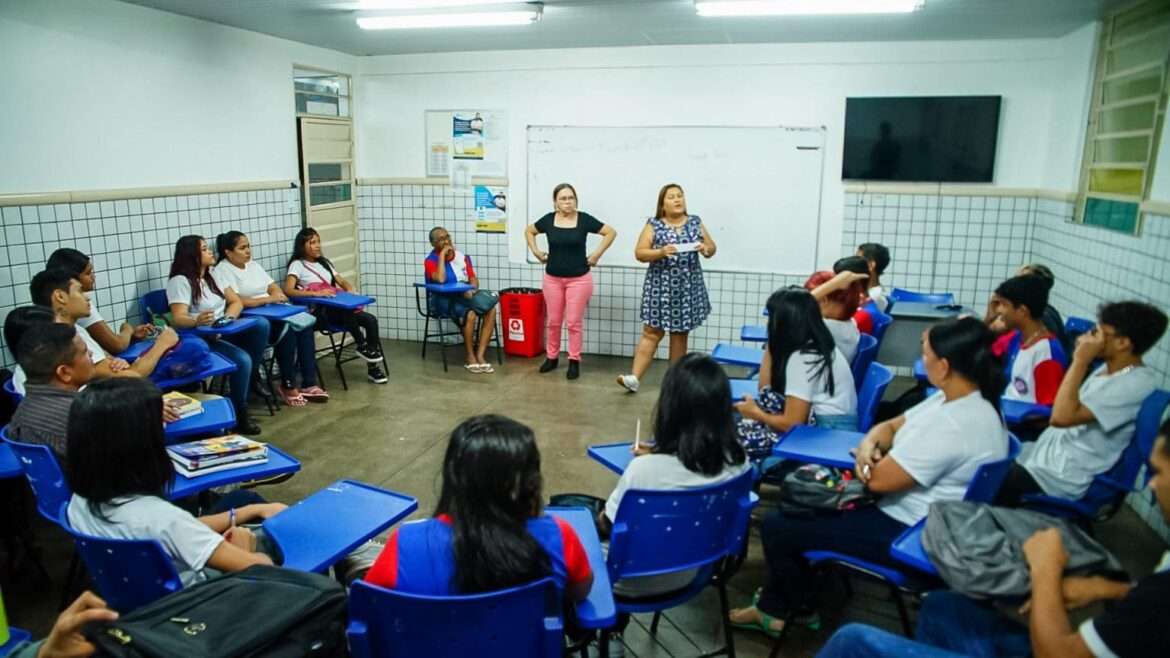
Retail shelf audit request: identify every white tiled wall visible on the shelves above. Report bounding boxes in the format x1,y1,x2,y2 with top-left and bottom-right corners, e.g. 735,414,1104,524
0,189,302,369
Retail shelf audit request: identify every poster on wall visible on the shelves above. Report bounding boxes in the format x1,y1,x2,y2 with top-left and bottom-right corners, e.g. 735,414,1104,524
425,110,507,179
474,185,507,233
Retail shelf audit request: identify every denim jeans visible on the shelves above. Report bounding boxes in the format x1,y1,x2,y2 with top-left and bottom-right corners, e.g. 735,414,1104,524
274,323,317,388
816,623,966,658
212,317,270,415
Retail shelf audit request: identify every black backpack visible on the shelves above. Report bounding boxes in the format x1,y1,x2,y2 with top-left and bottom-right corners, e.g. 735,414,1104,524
87,566,347,658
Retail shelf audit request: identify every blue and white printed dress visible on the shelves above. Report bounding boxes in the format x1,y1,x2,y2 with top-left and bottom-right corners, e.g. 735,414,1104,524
639,215,711,332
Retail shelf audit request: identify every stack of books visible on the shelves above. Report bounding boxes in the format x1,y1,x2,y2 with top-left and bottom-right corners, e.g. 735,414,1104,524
167,435,268,477
162,391,204,419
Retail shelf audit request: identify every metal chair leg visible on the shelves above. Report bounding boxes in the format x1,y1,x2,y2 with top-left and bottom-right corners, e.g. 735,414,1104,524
650,611,662,635
330,332,349,391
892,587,913,636
421,315,430,360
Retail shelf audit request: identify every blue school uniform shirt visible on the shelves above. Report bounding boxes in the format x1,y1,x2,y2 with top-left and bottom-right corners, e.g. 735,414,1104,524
364,513,591,595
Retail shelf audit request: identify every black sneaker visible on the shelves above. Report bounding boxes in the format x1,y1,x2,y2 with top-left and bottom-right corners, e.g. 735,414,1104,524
367,364,388,384
356,344,384,363
567,359,580,380
539,358,558,373
237,415,262,436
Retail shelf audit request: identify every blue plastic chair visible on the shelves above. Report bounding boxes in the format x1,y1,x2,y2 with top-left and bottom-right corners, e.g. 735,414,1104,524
1,427,70,525
604,469,756,657
347,577,563,658
62,522,182,613
1022,389,1170,522
2,377,22,404
889,288,955,305
863,302,894,346
140,289,170,324
1064,316,1095,342
850,334,879,392
856,362,894,433
794,433,1022,641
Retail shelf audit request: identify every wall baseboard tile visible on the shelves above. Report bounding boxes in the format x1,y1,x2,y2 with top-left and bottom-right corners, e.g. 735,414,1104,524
0,180,297,207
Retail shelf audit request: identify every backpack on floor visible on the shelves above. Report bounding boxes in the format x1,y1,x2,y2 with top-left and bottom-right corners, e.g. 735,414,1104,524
779,463,875,516
86,565,346,658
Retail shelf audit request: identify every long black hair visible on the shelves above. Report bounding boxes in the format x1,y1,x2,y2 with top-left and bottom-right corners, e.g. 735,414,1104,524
434,414,551,594
653,353,746,475
765,287,838,396
288,227,336,273
926,317,1005,412
46,248,90,280
168,235,222,305
215,230,246,264
65,378,173,520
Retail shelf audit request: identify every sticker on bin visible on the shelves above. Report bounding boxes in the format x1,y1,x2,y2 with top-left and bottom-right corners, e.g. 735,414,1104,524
508,318,525,341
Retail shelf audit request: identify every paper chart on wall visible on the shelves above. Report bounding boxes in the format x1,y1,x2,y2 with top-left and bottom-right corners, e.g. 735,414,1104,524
425,110,507,179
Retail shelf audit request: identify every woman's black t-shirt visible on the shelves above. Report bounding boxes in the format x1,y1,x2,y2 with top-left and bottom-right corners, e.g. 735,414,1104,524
534,212,605,278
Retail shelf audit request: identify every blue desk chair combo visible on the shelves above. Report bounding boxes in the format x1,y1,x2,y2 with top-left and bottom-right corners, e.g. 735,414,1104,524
601,469,756,658
2,377,22,404
864,303,894,347
850,334,879,392
348,577,563,658
888,289,956,306
1,428,70,525
771,435,1022,653
413,282,503,373
63,523,182,613
1064,316,1095,341
856,362,894,433
1022,389,1170,523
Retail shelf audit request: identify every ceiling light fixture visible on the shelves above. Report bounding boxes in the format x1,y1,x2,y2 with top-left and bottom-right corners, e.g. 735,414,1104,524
356,7,542,29
695,0,925,17
355,0,521,9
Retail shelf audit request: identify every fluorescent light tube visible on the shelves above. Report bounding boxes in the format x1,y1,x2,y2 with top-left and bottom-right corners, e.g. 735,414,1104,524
695,0,925,17
356,0,521,9
357,9,541,29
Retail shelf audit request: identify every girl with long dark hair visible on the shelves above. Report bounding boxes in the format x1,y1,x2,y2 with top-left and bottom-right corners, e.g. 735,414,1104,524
213,231,327,406
65,379,285,585
735,287,858,458
365,414,592,600
166,235,269,435
283,227,387,385
46,247,151,355
602,353,750,596
729,317,1009,638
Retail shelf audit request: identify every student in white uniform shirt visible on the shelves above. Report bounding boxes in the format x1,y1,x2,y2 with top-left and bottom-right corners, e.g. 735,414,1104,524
213,231,326,406
730,317,1008,637
166,235,268,435
735,287,857,458
804,262,870,363
995,300,1168,506
46,247,153,356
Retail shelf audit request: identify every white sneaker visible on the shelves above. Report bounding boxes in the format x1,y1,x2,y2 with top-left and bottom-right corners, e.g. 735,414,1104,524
616,374,639,393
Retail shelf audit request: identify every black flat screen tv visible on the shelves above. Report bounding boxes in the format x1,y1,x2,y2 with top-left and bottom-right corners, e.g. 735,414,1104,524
842,96,1002,183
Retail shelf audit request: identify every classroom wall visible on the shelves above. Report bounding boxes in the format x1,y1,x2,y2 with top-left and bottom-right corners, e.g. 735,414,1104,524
354,25,1098,267
0,0,355,194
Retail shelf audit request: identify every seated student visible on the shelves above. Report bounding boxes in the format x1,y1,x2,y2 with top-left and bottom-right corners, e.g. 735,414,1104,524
423,226,499,373
729,317,1008,637
990,274,1068,406
167,235,268,435
814,417,1170,658
46,247,152,356
7,323,95,457
365,414,592,603
2,305,56,396
65,378,285,586
212,231,327,406
995,301,1168,506
600,353,751,597
735,287,857,458
284,227,387,385
856,242,891,313
804,263,869,362
29,269,180,383
985,263,1069,347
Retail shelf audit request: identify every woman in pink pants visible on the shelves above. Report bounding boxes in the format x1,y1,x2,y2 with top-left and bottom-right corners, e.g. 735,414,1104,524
524,183,616,380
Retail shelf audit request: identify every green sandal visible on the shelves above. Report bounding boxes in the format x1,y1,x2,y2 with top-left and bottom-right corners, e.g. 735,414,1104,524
728,589,785,639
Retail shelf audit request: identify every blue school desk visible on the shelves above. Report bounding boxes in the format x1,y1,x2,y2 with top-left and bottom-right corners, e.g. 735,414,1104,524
587,442,636,475
772,425,862,470
263,479,417,573
164,397,236,443
241,303,305,320
878,301,971,369
1001,399,1052,425
189,316,262,338
117,339,155,362
0,628,32,657
291,291,375,310
729,378,759,402
169,445,300,501
546,506,618,630
152,352,237,390
740,325,767,342
420,281,474,295
711,344,764,369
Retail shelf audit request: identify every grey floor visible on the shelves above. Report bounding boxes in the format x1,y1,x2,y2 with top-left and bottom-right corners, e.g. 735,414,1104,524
4,339,1167,657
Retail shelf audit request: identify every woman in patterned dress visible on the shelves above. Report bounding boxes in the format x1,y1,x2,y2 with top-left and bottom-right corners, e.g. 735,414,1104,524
617,183,715,393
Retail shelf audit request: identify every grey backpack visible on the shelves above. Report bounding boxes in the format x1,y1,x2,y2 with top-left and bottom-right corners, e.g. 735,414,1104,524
779,464,875,516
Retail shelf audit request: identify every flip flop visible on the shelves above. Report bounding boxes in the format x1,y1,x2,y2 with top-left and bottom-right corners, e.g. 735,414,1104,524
729,590,785,639
478,363,495,373
300,386,330,401
464,363,484,373
276,386,307,408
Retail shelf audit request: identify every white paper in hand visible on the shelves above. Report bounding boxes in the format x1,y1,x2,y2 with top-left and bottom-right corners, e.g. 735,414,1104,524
673,242,702,253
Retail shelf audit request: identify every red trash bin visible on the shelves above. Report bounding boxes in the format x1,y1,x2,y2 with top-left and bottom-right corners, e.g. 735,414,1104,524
499,287,545,358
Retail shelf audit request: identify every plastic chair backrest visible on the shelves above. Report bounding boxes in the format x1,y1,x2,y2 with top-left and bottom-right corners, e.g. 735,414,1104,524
1064,316,1095,342
141,289,169,324
867,306,894,345
1134,390,1170,484
1,427,71,524
63,523,182,612
346,578,562,658
608,469,754,584
2,377,22,404
963,434,1022,503
1078,389,1170,512
857,362,894,433
889,288,955,305
850,334,879,390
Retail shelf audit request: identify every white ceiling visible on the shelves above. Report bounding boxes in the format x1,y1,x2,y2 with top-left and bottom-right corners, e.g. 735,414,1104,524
121,0,1116,56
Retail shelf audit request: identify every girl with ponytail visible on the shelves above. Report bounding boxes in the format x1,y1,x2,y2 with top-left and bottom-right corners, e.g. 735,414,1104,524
364,415,593,601
730,317,1009,637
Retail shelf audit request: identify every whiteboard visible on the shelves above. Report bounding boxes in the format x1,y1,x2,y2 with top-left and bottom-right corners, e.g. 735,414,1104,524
525,125,825,275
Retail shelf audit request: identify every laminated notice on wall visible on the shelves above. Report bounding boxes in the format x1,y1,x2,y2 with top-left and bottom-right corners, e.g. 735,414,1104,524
426,110,507,179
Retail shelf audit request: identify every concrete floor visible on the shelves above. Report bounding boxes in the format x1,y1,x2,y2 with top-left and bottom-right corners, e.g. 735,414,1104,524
3,339,1168,657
